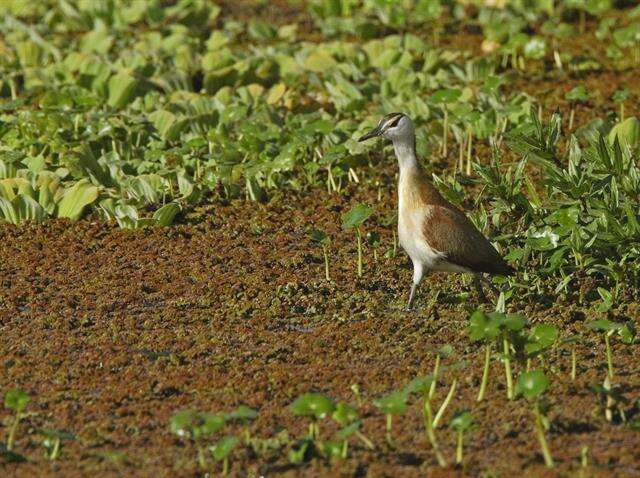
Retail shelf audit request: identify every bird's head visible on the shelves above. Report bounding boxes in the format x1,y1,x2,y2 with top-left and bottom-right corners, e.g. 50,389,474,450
358,112,414,143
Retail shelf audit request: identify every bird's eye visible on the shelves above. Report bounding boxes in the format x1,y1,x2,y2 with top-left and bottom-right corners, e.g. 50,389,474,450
388,116,402,128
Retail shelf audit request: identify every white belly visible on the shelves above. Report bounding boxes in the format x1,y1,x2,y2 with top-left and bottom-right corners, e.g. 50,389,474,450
398,207,470,274
398,208,444,270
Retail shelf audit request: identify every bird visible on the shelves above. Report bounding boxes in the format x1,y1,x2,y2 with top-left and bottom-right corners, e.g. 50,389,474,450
358,112,513,310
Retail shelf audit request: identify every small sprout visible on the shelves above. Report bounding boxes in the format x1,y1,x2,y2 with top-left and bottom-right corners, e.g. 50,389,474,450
288,438,311,464
342,203,374,277
450,410,473,464
209,435,239,475
405,375,446,467
310,229,331,281
430,88,462,157
469,310,525,400
432,378,458,429
525,324,559,368
350,383,363,408
612,88,631,120
228,405,257,444
516,370,554,468
320,440,343,461
373,390,408,447
38,429,74,461
366,231,380,261
565,85,589,130
332,403,374,454
169,410,226,470
585,318,627,379
290,393,335,440
4,388,29,452
591,376,629,423
561,335,580,380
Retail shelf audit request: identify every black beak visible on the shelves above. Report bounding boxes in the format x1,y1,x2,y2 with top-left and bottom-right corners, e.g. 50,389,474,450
358,126,382,142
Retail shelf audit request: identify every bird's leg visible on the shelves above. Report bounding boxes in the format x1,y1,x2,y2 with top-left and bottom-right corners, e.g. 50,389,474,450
405,261,424,311
480,275,500,295
473,274,489,303
405,283,418,311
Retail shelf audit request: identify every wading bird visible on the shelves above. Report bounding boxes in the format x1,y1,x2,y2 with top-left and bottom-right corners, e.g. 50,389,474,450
358,112,513,310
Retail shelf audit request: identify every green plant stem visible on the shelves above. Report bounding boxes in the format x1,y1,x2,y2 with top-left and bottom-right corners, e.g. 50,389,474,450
322,245,330,281
50,438,61,460
423,399,447,467
433,379,457,429
466,129,472,175
533,402,554,468
341,440,348,459
571,347,576,380
223,456,229,475
569,107,575,130
385,414,393,447
442,108,448,157
6,413,22,451
456,430,463,464
477,344,491,402
197,444,206,470
429,355,440,400
604,332,614,379
355,431,375,450
503,334,514,400
356,229,363,278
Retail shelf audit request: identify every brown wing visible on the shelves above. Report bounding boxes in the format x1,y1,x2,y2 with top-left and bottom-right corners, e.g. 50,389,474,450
422,205,513,275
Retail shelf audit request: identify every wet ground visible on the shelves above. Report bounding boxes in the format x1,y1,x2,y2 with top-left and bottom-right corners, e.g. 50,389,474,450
1,168,639,478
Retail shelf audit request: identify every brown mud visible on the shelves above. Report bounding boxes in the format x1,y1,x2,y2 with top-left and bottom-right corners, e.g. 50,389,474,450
2,6,640,478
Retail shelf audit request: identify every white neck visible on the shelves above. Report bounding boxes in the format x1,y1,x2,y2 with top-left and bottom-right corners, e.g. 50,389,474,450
393,136,418,173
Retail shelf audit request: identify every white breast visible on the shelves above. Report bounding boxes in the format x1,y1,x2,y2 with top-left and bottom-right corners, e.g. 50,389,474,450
397,181,444,270
397,177,469,274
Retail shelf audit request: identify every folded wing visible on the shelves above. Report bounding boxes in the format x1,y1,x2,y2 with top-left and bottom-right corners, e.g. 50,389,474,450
422,205,513,276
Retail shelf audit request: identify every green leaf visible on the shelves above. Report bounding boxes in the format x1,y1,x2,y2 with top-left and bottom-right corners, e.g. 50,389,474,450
228,405,258,422
525,324,559,355
373,390,408,415
342,203,373,230
565,85,588,102
290,393,335,419
149,110,188,142
515,370,550,400
405,374,434,395
619,323,636,344
152,202,181,227
107,71,138,109
303,49,337,72
450,410,473,431
56,180,99,221
430,88,462,104
170,410,226,439
586,319,621,332
210,436,239,461
310,229,328,243
321,440,343,458
332,403,359,425
336,420,362,440
0,195,44,224
608,117,640,149
289,439,311,464
468,310,500,341
5,389,28,413
498,313,526,332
